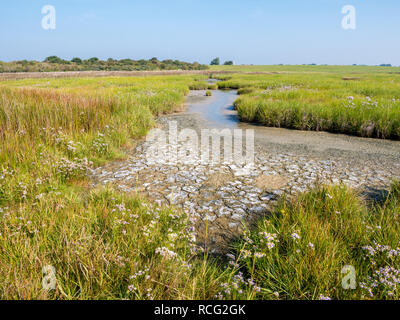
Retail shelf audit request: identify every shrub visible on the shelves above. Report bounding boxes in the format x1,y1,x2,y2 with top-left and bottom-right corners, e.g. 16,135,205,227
210,58,220,66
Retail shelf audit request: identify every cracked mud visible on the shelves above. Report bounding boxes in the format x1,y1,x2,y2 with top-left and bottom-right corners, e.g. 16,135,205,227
92,90,400,253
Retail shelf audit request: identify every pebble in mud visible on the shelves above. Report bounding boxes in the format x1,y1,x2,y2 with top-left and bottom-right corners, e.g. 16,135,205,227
92,136,399,252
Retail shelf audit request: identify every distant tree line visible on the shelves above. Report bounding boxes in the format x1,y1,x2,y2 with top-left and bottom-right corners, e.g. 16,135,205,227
0,56,209,73
210,57,234,66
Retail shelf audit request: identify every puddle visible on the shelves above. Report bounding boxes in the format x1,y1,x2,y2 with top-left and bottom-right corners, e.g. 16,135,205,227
186,90,240,128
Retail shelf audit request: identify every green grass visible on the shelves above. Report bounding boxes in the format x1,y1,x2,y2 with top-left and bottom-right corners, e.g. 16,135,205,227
188,81,218,90
0,186,232,299
1,70,399,300
0,75,235,299
213,69,400,139
226,182,400,300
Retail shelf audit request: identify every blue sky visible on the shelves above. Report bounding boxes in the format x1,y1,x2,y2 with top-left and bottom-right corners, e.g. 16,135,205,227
0,0,399,65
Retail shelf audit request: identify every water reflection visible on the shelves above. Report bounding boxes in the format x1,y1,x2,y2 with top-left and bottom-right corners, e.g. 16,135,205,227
186,90,240,128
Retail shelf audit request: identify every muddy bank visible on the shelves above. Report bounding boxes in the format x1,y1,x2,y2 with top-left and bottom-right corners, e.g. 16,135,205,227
92,89,400,252
183,90,400,163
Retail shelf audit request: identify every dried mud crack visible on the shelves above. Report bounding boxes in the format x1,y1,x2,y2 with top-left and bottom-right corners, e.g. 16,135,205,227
92,90,400,253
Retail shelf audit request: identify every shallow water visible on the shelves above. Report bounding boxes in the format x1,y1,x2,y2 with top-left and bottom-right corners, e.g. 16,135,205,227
184,89,400,159
186,90,240,128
